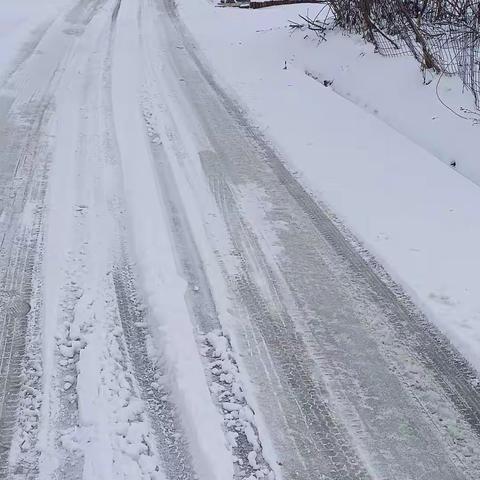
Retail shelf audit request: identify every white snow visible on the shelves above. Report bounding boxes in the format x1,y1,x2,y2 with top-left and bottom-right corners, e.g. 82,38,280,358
111,1,233,479
0,0,71,83
203,331,274,478
176,0,480,371
3,0,480,476
2,1,166,477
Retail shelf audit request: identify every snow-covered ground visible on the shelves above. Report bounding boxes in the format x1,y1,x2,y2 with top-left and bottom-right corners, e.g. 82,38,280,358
0,0,71,84
0,1,277,478
176,0,480,371
2,0,480,478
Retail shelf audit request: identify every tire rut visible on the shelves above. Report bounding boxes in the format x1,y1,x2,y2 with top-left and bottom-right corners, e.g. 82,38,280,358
201,151,371,480
0,95,52,478
107,6,198,476
139,91,275,478
112,262,197,480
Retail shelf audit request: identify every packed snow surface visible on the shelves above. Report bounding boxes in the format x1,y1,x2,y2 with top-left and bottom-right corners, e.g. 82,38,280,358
1,0,480,479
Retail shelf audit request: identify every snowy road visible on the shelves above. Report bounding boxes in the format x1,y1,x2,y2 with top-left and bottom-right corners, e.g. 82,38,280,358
1,0,480,478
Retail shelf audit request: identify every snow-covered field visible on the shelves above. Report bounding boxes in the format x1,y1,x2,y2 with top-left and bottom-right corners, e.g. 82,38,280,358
176,0,480,371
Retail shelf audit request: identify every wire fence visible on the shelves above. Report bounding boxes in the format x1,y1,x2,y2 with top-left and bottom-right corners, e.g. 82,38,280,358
298,0,480,106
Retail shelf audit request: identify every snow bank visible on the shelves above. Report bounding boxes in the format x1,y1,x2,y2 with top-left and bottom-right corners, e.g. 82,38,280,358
176,1,480,370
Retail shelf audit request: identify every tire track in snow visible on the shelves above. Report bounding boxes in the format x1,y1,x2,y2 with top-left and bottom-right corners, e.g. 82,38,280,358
136,4,277,474
0,92,54,479
201,153,371,480
0,0,120,474
140,98,274,480
0,16,74,466
111,0,261,477
37,7,111,476
27,1,166,477
139,1,370,477
112,262,197,480
105,3,199,477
